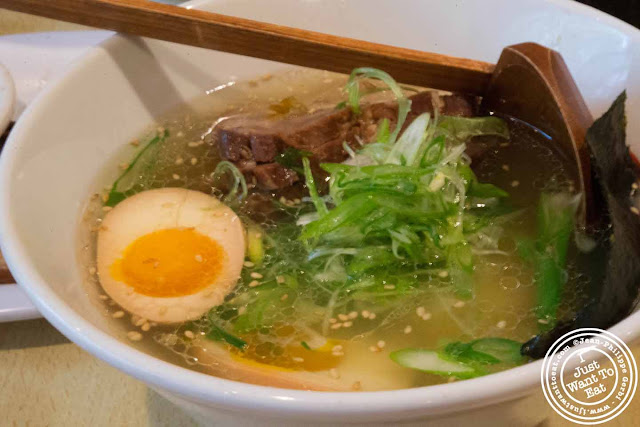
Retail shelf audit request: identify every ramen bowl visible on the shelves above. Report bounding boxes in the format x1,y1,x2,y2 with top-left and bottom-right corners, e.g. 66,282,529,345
1,0,639,425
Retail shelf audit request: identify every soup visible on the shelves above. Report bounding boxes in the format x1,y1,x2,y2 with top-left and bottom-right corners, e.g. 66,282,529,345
79,68,586,391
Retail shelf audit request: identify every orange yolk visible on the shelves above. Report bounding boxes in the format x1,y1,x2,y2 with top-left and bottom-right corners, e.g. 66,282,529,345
110,228,226,297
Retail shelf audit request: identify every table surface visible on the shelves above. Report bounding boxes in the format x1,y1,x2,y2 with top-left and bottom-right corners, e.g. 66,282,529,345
0,5,638,427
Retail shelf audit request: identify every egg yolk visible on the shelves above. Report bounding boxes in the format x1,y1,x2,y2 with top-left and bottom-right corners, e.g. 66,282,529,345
111,228,226,297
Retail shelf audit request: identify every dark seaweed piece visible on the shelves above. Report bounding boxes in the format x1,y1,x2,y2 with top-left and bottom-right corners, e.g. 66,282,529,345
522,92,640,358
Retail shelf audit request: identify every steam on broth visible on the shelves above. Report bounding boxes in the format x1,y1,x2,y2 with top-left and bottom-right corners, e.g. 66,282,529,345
80,68,586,391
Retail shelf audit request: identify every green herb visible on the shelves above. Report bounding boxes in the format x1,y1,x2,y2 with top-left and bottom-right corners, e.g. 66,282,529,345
524,192,579,328
391,338,524,379
206,324,247,350
437,116,510,141
345,67,410,146
301,341,312,351
275,147,313,173
105,129,168,207
390,349,478,379
233,286,293,334
298,69,514,300
212,161,248,202
302,157,328,217
247,225,265,266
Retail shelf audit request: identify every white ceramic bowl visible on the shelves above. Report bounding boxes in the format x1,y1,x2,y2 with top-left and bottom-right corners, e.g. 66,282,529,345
1,1,639,425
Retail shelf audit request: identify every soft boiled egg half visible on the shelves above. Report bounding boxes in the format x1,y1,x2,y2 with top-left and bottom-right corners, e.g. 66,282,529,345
97,188,245,323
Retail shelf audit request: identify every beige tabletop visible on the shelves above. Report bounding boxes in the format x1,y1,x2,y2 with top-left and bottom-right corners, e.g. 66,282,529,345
0,7,638,427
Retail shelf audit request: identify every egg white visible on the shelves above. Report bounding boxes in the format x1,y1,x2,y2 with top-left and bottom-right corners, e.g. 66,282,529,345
97,188,245,323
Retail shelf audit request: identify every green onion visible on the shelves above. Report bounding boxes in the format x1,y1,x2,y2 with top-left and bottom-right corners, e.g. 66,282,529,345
247,226,265,266
105,129,168,207
213,161,248,202
437,116,510,141
345,67,410,146
206,324,247,350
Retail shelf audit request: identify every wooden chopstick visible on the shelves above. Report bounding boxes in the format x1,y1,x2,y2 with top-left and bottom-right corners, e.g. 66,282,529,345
0,0,494,94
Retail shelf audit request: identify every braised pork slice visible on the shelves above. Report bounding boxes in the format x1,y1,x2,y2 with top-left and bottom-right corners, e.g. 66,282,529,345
215,91,479,189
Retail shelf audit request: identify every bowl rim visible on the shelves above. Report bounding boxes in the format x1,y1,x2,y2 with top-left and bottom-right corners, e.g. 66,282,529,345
1,0,640,419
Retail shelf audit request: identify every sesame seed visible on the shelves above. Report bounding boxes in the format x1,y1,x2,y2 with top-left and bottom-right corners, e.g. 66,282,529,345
134,317,147,327
438,270,449,278
280,294,289,301
404,325,412,334
249,280,261,287
112,311,125,318
416,306,425,317
330,323,342,330
453,301,465,308
338,314,349,321
237,306,247,315
369,313,376,319
188,141,204,147
369,345,381,353
244,261,255,268
98,294,109,300
194,254,203,262
190,157,198,165
130,140,140,147
348,311,358,319
276,276,285,284
141,323,151,332
292,357,304,363
172,174,181,180
384,284,396,290
176,131,184,138
361,310,370,319
175,157,184,165
102,206,113,212
511,180,520,188
377,340,386,348
184,330,195,339
329,368,340,379
127,331,143,341
502,164,510,171
332,345,343,352
633,182,639,190
88,267,97,275
422,313,432,321
342,321,353,328
538,319,549,325
497,320,507,329
250,272,263,279
631,206,640,215
329,318,337,324
499,142,510,147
